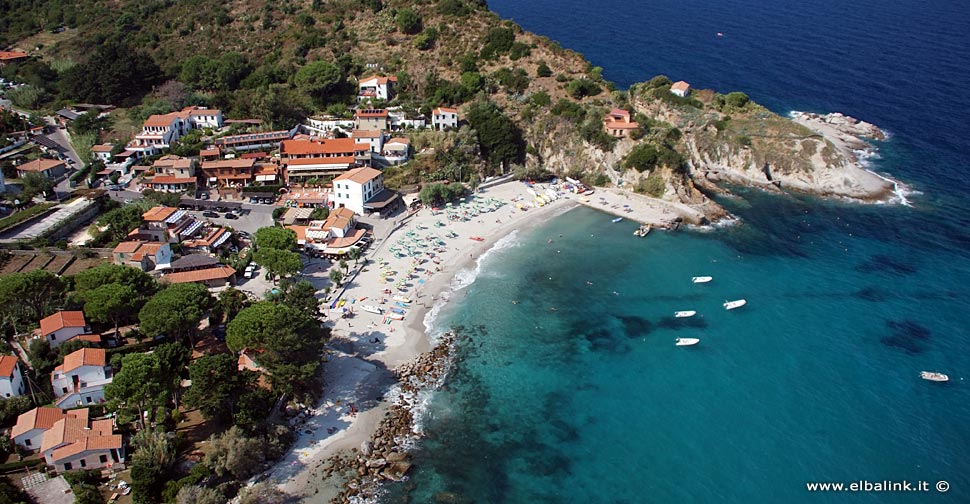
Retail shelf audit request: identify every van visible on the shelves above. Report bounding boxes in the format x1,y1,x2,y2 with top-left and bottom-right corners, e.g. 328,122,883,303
244,265,255,279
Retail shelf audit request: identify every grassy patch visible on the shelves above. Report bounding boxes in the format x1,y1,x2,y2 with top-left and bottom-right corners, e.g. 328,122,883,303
0,202,57,232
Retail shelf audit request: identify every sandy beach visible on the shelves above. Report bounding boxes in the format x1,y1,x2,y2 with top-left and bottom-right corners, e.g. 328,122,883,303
264,179,692,500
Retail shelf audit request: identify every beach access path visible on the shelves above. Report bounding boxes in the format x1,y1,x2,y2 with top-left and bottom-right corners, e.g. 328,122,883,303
266,180,689,499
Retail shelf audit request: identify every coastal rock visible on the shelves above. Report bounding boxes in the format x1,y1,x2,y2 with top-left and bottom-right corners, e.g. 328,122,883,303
383,461,412,481
360,441,373,456
385,451,408,463
365,458,387,468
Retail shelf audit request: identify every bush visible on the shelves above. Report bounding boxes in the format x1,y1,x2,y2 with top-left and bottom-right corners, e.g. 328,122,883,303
509,42,531,60
725,91,750,109
566,79,601,99
623,142,685,173
480,26,515,59
414,28,438,50
636,174,666,197
536,61,552,78
530,91,551,108
644,75,672,90
737,135,752,147
437,0,471,16
419,183,466,206
395,9,422,34
550,99,585,121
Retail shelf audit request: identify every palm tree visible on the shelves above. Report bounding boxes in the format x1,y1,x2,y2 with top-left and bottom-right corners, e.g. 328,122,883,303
347,247,361,267
329,268,343,287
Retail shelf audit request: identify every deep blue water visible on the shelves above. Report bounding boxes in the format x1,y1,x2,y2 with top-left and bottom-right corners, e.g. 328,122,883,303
382,0,970,502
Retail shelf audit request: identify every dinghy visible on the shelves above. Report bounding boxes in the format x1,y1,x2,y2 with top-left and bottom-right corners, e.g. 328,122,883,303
920,371,949,382
723,299,746,310
360,305,383,315
692,276,713,283
676,338,700,346
674,311,696,318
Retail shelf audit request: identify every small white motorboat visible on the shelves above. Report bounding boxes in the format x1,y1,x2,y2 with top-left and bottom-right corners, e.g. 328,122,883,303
692,276,713,283
674,310,696,318
392,295,412,304
676,338,700,346
612,217,623,223
920,371,949,382
723,299,747,310
360,305,383,315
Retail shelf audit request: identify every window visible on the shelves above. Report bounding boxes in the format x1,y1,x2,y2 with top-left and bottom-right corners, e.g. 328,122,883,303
79,459,86,468
86,396,93,404
99,455,108,463
63,462,72,471
62,387,68,394
24,439,30,446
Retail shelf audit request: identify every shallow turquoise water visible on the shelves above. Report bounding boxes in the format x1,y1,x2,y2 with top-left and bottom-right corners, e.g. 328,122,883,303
384,191,970,503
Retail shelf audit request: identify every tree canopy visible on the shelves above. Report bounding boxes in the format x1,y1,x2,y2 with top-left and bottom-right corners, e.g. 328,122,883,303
72,263,157,300
254,226,296,251
105,353,168,429
82,283,138,335
253,248,301,279
184,353,265,427
93,205,145,246
465,100,525,169
294,61,344,104
60,39,162,106
0,270,66,332
138,283,212,342
225,302,326,398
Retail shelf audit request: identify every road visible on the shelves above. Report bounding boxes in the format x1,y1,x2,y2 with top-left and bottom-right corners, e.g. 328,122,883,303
104,188,276,233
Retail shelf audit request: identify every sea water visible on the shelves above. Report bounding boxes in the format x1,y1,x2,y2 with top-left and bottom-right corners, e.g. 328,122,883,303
382,0,970,501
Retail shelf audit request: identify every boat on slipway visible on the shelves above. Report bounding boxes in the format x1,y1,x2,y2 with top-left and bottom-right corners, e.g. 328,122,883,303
692,276,713,283
724,299,747,310
676,338,700,346
674,310,696,318
360,305,383,315
920,371,949,382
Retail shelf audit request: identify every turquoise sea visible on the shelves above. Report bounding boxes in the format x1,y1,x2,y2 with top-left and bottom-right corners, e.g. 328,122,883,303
383,0,970,501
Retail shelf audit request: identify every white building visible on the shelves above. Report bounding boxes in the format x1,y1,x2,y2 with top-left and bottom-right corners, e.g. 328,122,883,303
331,167,385,216
357,75,398,102
41,413,123,473
387,107,427,130
670,81,691,97
51,348,112,409
90,144,114,163
380,137,410,165
352,130,384,153
128,106,224,156
38,311,87,349
431,107,459,130
303,116,355,136
11,407,86,451
0,355,25,398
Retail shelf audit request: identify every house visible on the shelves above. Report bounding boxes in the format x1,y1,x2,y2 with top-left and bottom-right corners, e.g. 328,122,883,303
161,265,236,288
331,167,398,216
146,155,197,192
41,413,124,472
0,51,29,66
182,227,232,254
136,206,201,242
127,106,224,156
11,407,86,451
213,127,297,152
602,108,640,139
200,159,255,188
199,147,221,161
281,138,367,183
111,241,173,271
291,207,368,255
357,75,398,102
16,158,67,179
38,311,87,349
90,144,114,163
183,106,223,129
168,254,220,273
237,348,263,373
380,137,410,165
352,129,384,153
387,107,427,130
253,163,279,184
431,107,459,130
304,116,356,136
670,81,691,97
354,109,389,131
51,348,112,409
0,355,26,398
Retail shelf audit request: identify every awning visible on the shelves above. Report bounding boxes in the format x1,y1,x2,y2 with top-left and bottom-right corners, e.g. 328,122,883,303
180,220,203,237
212,231,231,248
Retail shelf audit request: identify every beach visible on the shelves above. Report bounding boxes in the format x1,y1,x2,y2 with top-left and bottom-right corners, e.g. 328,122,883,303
262,178,705,500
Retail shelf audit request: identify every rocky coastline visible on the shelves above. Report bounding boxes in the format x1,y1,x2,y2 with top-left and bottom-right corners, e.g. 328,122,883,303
318,331,458,503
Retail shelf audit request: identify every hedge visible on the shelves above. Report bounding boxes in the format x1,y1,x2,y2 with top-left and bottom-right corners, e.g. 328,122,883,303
0,203,57,232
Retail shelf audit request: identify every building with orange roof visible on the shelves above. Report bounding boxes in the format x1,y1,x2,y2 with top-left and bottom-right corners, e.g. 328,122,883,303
603,108,640,139
199,147,221,161
0,51,29,67
160,265,236,288
354,108,390,131
112,240,173,271
38,311,88,349
51,348,112,409
90,144,114,163
332,167,400,217
128,106,223,157
11,407,87,451
16,158,67,179
41,413,123,472
182,227,232,254
0,355,25,399
381,137,411,165
357,74,398,101
213,128,297,152
254,163,279,184
431,107,459,130
200,158,255,188
137,206,200,242
282,138,368,183
292,207,368,255
670,80,691,97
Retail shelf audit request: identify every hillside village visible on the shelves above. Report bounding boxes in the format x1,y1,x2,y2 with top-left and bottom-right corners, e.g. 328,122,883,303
0,1,896,503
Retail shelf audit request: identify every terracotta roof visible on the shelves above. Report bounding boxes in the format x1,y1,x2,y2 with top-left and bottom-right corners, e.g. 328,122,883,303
56,348,106,373
39,311,86,336
143,112,180,128
42,414,120,462
90,144,114,152
359,75,397,85
607,108,630,117
17,158,66,173
201,159,256,170
142,206,177,222
240,151,268,159
77,334,103,344
149,175,195,184
606,121,640,129
112,241,143,254
186,108,221,117
386,137,410,145
51,433,123,461
355,109,388,118
282,138,358,156
11,407,79,439
0,356,19,377
286,226,308,242
352,130,383,138
0,51,29,61
163,265,236,284
286,156,356,167
433,107,459,114
333,167,382,184
153,157,194,169
199,148,221,157
254,165,277,176
138,242,167,256
671,81,690,91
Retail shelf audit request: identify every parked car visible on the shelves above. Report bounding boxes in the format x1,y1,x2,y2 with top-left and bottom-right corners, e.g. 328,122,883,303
202,211,220,218
224,212,238,219
199,192,209,200
244,264,256,279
